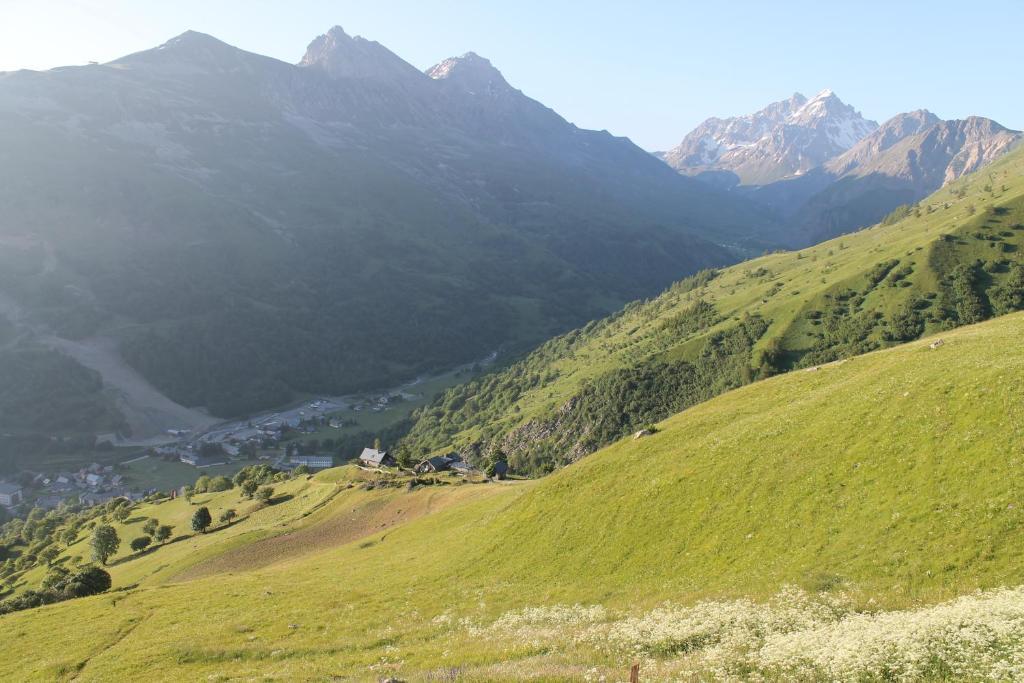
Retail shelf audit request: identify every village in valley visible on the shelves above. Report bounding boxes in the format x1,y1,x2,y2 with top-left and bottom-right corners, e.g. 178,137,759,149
0,361,497,519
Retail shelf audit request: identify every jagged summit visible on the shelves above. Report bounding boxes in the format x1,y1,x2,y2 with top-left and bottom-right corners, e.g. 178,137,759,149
299,25,353,67
785,89,877,147
662,90,878,184
299,25,425,81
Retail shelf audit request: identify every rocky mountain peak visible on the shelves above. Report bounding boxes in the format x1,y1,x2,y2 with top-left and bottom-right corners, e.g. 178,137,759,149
161,30,231,50
299,26,350,66
956,115,1012,137
662,90,877,184
426,52,511,94
824,109,940,176
784,90,877,147
109,29,270,73
299,26,425,82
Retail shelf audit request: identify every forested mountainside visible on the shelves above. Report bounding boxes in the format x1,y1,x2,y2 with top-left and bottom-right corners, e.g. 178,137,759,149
399,144,1024,473
3,311,1024,680
661,91,1021,245
0,27,780,427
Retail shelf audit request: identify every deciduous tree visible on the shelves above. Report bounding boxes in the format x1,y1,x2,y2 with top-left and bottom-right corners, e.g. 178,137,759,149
154,525,173,544
90,525,120,565
191,507,212,534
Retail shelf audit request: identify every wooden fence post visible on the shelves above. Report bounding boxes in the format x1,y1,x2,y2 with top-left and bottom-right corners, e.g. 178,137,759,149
629,661,640,683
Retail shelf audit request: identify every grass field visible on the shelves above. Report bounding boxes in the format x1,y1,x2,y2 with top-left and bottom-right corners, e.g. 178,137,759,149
2,311,1024,680
119,456,239,491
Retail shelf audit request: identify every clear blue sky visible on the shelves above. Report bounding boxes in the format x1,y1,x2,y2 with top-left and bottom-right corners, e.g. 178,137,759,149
1,0,1021,150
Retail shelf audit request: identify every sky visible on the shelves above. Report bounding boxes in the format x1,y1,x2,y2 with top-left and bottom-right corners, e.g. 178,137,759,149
1,0,1021,151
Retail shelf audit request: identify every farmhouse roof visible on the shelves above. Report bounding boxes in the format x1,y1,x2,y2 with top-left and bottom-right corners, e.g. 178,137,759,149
359,448,390,464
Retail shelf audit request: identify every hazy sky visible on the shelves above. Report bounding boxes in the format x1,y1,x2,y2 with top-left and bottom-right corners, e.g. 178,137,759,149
1,0,1021,150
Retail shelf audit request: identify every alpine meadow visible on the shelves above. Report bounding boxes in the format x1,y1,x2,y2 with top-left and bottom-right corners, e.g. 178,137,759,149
1,4,1023,682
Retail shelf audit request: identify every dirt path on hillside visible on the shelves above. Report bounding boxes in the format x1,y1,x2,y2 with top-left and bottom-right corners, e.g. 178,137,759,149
173,488,455,582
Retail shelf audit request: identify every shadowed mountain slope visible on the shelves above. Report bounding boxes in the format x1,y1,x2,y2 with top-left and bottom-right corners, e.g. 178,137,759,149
0,27,781,432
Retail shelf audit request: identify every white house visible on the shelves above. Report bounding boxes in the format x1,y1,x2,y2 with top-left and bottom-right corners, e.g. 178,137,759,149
358,448,396,468
289,454,334,470
0,482,24,508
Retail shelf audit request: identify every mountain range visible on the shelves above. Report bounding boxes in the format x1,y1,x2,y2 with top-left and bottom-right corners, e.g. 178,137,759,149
0,26,1019,446
0,27,781,433
661,91,1021,244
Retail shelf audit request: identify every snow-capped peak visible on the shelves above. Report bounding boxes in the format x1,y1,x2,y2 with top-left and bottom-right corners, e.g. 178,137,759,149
662,90,878,184
784,89,877,149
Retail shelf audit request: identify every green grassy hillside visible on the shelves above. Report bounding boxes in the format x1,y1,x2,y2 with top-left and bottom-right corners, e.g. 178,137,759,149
0,465,488,598
398,144,1024,474
2,312,1024,680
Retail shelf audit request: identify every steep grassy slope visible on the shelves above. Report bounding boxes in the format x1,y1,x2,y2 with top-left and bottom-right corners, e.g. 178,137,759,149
1,313,1024,679
399,144,1024,472
1,466,486,597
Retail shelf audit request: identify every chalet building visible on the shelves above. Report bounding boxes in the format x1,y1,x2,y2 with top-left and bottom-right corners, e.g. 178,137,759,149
449,460,474,473
0,482,23,508
415,456,450,474
359,448,396,468
414,453,465,474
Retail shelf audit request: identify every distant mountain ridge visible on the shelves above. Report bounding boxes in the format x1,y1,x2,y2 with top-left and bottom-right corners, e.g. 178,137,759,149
0,26,781,432
785,113,1022,243
826,113,1020,185
661,92,1021,244
662,90,878,185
